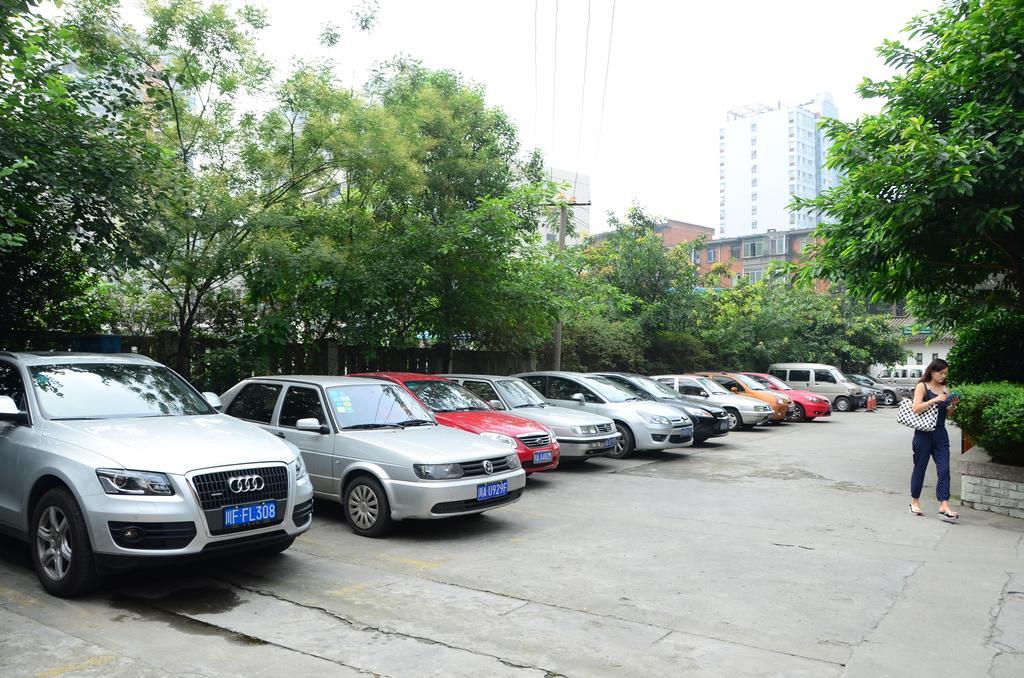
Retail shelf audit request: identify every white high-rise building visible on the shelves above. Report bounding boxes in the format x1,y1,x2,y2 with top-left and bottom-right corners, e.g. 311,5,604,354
717,94,841,238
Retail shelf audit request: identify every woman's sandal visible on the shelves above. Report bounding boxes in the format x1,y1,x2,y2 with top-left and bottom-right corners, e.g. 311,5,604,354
909,504,924,516
938,510,959,519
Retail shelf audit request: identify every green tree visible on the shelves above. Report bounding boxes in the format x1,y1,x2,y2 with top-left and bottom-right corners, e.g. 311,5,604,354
797,0,1024,328
0,0,163,334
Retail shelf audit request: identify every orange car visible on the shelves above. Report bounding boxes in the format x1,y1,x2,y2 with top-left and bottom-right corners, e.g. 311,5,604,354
691,371,792,422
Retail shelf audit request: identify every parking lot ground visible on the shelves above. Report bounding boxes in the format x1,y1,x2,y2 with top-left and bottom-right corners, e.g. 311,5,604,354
2,408,1023,677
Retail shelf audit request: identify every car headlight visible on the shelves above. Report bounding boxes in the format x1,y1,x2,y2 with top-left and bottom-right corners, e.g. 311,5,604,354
96,469,174,496
480,432,518,448
572,424,598,435
755,405,770,412
638,411,673,426
776,397,785,405
506,453,522,470
293,455,308,481
413,463,464,480
806,396,821,403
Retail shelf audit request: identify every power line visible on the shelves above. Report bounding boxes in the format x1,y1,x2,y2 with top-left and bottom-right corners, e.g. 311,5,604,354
533,0,539,150
572,0,592,199
549,0,559,179
595,0,616,163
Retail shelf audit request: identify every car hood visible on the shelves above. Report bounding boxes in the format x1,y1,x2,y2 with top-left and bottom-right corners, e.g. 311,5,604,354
708,393,770,409
341,425,514,463
433,410,551,436
495,405,612,431
606,400,691,423
43,415,295,475
655,397,723,418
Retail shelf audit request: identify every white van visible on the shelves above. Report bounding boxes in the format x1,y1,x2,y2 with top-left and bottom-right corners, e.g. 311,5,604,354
873,365,924,391
767,362,866,412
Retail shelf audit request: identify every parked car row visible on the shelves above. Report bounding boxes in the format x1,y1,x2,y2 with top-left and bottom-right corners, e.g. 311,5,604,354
0,351,872,598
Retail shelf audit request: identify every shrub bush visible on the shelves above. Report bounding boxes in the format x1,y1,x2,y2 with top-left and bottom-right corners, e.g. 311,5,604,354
947,311,1024,384
951,382,1024,466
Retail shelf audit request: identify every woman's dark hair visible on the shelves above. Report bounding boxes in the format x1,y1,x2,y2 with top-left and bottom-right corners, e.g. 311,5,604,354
920,358,949,383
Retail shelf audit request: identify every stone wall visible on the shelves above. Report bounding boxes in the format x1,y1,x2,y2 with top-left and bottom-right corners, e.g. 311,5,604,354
957,446,1024,518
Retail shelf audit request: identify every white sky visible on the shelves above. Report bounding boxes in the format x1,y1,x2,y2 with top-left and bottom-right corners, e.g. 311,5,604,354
128,0,938,232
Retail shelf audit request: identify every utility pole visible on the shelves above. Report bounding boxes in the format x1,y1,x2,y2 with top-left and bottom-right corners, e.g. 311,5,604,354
548,199,591,371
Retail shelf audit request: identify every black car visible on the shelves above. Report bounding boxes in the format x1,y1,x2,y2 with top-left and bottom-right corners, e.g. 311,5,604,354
592,372,731,444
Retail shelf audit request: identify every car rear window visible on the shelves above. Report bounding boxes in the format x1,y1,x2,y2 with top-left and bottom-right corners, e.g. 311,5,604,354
226,383,282,423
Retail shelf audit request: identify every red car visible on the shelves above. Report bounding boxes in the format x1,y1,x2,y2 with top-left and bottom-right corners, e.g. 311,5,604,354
351,372,560,474
742,372,832,422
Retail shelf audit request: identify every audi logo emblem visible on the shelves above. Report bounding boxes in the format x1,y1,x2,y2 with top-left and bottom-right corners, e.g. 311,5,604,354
482,460,494,475
228,475,265,493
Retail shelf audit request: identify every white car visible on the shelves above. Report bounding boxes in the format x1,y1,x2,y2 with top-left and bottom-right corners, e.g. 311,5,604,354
221,376,527,537
0,352,313,597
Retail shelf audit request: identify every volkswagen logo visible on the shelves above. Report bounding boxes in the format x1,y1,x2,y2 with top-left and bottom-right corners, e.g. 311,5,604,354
482,460,494,475
228,475,265,493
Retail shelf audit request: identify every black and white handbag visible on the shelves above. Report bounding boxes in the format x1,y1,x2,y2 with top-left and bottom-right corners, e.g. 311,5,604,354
896,398,938,432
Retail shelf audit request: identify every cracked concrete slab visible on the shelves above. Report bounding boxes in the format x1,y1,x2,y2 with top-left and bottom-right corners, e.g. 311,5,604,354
0,408,1021,676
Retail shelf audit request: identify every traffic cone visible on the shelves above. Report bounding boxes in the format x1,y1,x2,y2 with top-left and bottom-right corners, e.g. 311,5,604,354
867,394,877,411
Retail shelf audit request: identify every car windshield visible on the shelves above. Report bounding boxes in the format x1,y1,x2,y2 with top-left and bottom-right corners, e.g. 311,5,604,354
495,379,547,408
753,374,791,390
584,375,645,403
29,363,214,420
692,376,730,395
848,374,873,387
326,384,434,428
735,374,768,391
630,375,683,400
405,380,490,412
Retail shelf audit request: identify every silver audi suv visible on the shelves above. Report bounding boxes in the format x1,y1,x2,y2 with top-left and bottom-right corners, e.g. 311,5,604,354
0,352,313,597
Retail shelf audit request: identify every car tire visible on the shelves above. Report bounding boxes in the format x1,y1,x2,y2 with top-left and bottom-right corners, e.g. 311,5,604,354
30,488,101,598
343,475,394,538
787,404,806,422
833,396,851,412
882,390,897,407
724,408,742,431
608,423,634,459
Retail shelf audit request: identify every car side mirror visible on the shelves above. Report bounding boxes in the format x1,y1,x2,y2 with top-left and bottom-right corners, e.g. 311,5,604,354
0,396,28,425
699,390,709,398
488,399,506,410
570,393,586,405
203,392,223,411
296,417,330,434
730,387,738,393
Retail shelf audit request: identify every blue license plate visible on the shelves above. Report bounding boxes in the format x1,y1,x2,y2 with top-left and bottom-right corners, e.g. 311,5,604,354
223,501,277,527
533,451,553,464
477,480,509,501
602,437,617,449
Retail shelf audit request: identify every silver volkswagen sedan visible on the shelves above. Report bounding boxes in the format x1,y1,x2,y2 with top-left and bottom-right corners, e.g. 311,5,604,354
220,376,527,537
443,374,620,460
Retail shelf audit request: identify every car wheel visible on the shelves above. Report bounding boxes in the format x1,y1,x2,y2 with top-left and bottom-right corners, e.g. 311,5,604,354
724,408,742,431
30,488,101,598
834,396,851,412
343,476,393,537
882,390,897,407
787,404,805,422
608,423,634,459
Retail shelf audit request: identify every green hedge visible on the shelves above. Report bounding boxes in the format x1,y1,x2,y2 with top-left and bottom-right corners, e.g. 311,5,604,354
951,382,1024,466
947,311,1024,384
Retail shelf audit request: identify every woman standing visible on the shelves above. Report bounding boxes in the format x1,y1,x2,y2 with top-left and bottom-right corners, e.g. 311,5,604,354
909,359,959,518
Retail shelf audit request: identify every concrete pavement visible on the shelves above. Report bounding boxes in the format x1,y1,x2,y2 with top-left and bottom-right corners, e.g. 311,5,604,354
1,408,1021,676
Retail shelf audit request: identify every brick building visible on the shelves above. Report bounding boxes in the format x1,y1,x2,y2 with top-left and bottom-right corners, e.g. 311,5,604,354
689,227,820,287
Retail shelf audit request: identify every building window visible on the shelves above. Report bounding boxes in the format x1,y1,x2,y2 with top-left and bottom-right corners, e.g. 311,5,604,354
769,235,786,255
743,240,764,258
691,249,700,264
750,136,757,146
719,209,725,219
789,213,796,224
789,183,796,194
751,205,757,215
751,192,757,202
750,150,757,160
751,164,757,174
707,248,716,263
747,269,765,283
719,198,725,207
751,178,757,187
750,122,757,132
932,353,939,361
751,220,758,230
915,353,924,365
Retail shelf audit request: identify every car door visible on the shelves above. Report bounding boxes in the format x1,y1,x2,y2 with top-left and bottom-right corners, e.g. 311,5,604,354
461,379,505,410
812,369,840,397
0,360,36,528
786,369,811,390
546,376,603,415
273,385,336,496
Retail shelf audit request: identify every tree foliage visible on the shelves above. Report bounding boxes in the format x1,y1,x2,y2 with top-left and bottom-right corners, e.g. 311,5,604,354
797,0,1024,329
